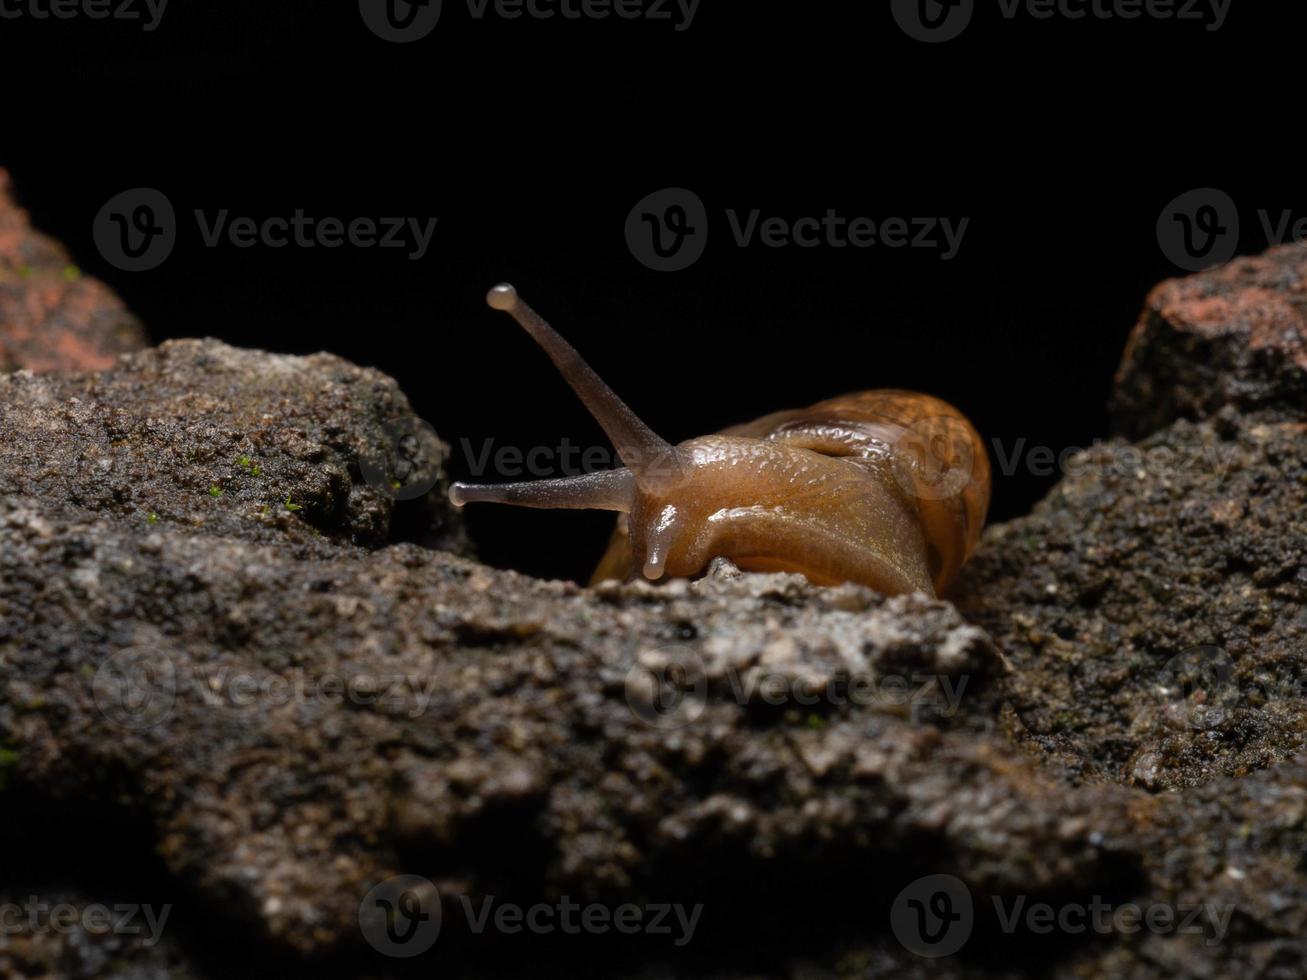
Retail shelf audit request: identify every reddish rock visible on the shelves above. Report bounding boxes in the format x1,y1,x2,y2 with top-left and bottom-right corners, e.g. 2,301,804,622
1112,243,1307,437
0,169,147,372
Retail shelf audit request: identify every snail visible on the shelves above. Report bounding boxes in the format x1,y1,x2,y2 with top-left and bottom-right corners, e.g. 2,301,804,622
449,284,990,597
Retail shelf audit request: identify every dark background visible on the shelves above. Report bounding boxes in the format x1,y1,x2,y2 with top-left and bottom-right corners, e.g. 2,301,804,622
1,1,1299,581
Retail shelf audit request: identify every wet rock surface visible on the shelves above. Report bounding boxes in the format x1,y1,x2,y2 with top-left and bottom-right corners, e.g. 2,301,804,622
2,242,1307,978
0,170,148,373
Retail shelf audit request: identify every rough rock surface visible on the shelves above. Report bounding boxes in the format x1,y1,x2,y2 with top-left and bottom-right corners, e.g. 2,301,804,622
956,410,1307,792
0,170,148,373
3,241,1307,979
1111,242,1307,438
0,338,468,555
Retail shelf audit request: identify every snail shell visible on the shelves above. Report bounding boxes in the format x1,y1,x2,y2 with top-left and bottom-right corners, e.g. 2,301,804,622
451,285,990,597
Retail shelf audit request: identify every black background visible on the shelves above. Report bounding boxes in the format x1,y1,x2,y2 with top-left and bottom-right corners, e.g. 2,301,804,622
1,0,1299,581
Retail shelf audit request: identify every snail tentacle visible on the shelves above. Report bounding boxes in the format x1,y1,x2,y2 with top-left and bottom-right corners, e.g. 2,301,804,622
486,283,684,490
450,467,635,512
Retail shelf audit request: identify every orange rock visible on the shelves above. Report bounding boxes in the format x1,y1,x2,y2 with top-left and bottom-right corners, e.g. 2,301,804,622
0,168,147,372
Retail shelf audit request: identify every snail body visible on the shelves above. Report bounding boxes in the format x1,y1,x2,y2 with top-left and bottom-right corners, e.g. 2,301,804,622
450,285,990,597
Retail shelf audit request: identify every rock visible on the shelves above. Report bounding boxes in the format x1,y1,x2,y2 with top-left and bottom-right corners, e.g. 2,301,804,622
6,473,1117,958
0,169,148,373
956,410,1307,792
1111,243,1307,438
0,337,468,554
4,217,1307,979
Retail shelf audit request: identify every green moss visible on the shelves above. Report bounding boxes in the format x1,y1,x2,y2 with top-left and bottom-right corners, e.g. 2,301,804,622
147,512,159,524
284,496,302,512
209,486,223,497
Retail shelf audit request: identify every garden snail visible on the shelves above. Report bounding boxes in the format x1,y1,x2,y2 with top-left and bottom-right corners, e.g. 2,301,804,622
449,284,990,597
